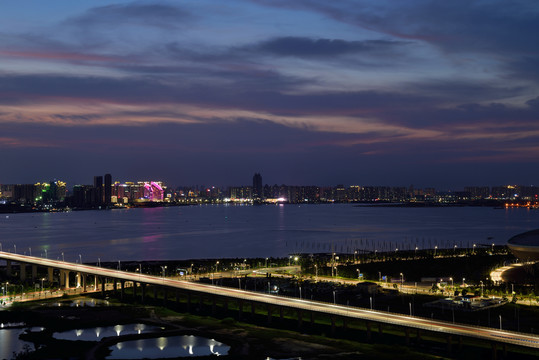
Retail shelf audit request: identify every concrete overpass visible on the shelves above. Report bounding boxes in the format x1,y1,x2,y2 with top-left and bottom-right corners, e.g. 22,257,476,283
1,251,539,352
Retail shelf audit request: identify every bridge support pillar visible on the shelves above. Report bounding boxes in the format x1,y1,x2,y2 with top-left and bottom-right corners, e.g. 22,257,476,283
76,273,81,288
366,321,372,341
82,274,87,292
141,283,146,303
47,267,54,283
331,316,336,335
297,309,303,328
120,281,125,300
101,277,106,295
6,260,12,276
491,342,497,360
31,265,37,280
310,311,315,325
266,305,272,324
133,282,137,298
64,270,70,288
20,263,26,281
93,275,97,291
113,280,117,294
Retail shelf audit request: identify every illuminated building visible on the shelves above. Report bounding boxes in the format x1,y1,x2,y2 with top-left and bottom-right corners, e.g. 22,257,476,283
253,173,263,199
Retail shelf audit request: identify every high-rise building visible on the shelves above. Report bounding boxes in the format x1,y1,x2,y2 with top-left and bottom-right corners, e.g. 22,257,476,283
93,176,103,205
104,174,112,205
253,173,263,199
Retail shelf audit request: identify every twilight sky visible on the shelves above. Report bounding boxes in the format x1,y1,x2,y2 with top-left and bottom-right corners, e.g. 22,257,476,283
1,0,539,189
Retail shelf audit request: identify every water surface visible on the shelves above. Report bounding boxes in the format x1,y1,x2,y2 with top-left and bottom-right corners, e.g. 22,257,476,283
0,205,537,262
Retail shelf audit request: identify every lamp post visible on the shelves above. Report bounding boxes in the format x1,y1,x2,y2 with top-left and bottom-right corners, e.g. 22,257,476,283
450,277,453,291
29,247,31,256
44,249,47,259
79,254,82,265
333,290,336,304
400,273,404,290
499,315,502,330
161,266,167,279
462,277,465,287
356,268,360,281
62,252,64,262
265,257,268,268
473,243,476,255
40,278,45,292
14,244,16,253
434,245,438,256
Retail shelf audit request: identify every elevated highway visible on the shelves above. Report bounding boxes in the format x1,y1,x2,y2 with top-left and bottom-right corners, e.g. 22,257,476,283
1,251,538,351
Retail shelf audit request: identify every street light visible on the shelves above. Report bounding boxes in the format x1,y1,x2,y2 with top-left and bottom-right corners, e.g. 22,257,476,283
450,277,453,290
79,254,82,265
161,266,167,278
44,249,47,259
356,268,360,281
499,315,502,330
62,252,65,262
40,278,45,292
462,277,465,286
333,290,336,304
265,257,268,268
434,245,438,256
473,243,476,255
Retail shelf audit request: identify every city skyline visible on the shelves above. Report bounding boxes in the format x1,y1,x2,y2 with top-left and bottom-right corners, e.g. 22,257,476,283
1,1,539,188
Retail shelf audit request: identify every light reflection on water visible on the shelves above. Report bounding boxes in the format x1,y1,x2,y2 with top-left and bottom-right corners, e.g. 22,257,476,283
0,205,535,261
53,323,162,341
0,328,34,359
107,335,230,359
